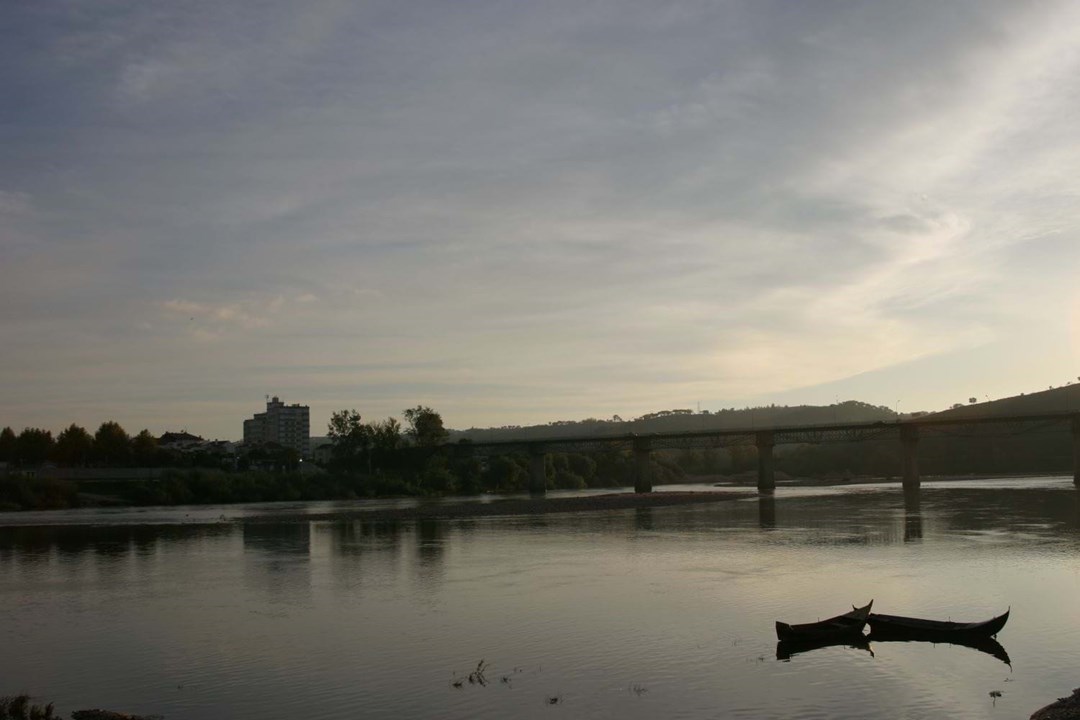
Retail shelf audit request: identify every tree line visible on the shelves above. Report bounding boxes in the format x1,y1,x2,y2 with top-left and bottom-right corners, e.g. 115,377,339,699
323,405,687,495
0,422,163,468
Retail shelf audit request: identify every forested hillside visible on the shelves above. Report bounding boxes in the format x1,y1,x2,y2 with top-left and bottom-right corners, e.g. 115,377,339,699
450,400,898,443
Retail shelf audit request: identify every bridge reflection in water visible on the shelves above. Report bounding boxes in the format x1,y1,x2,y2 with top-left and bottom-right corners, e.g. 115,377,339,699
452,412,1080,495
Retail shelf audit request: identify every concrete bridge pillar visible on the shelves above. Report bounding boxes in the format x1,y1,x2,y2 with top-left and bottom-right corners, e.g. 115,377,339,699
1072,415,1080,487
633,437,653,493
755,430,775,494
528,446,547,495
901,424,920,491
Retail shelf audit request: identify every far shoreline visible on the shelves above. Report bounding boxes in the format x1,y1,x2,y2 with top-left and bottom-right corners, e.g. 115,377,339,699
2,471,1073,524
240,489,756,524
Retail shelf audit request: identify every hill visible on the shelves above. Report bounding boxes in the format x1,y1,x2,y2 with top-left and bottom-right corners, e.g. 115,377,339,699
925,384,1080,422
450,400,899,443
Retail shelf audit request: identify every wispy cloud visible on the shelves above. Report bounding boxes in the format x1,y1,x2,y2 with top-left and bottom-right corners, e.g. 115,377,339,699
2,0,1079,436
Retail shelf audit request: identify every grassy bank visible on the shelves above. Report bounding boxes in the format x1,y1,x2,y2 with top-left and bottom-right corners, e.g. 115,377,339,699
0,469,424,511
0,694,155,720
0,477,80,512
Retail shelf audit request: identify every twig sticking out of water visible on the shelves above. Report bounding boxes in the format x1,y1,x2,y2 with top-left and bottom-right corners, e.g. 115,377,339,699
500,666,525,687
468,659,489,686
989,690,1003,706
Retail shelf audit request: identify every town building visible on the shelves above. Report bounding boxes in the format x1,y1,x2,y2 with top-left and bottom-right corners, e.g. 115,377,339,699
158,431,206,453
243,396,311,459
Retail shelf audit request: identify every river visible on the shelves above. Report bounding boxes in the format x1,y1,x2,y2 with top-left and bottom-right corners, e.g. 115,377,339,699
2,477,1078,719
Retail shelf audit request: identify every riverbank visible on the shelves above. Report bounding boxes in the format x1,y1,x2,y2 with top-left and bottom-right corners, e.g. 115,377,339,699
8,686,1075,720
241,489,754,524
1032,687,1080,719
709,470,1076,488
0,695,153,720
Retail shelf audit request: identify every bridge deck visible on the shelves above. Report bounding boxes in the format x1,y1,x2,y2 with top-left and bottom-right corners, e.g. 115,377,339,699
453,412,1080,454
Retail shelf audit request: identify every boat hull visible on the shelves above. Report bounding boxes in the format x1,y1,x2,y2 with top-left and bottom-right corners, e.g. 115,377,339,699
775,600,873,642
867,608,1009,640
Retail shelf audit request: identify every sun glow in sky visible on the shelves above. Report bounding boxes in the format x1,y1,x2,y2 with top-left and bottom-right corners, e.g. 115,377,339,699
3,1,1080,439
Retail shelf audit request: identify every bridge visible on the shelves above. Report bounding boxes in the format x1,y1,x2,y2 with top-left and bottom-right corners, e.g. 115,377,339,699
452,412,1080,495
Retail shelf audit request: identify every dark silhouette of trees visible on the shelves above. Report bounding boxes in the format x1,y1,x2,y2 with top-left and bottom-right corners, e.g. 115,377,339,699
367,417,403,472
403,406,448,447
482,455,526,492
369,418,402,454
327,409,369,472
0,426,16,463
93,421,131,466
132,429,160,466
53,424,93,466
16,428,54,465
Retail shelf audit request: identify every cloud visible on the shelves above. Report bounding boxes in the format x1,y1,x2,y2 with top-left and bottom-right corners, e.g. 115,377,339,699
161,291,331,335
3,0,1080,436
0,190,32,216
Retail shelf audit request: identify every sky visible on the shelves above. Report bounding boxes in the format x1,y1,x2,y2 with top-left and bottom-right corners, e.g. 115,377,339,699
3,0,1080,440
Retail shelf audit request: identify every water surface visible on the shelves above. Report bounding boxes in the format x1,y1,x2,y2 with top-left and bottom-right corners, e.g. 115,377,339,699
2,477,1078,719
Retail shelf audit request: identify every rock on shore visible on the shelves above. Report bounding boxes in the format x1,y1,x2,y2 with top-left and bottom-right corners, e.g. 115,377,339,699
1032,688,1080,720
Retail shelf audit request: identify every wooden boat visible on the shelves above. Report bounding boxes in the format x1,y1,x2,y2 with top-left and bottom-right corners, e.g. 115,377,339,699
867,608,1009,640
775,600,873,642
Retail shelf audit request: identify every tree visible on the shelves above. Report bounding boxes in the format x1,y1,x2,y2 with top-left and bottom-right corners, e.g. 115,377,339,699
275,446,301,472
327,409,369,471
482,455,525,492
53,424,93,466
132,429,159,466
403,406,448,447
418,454,455,493
0,426,16,463
367,417,402,473
16,428,54,466
93,421,132,466
369,418,402,453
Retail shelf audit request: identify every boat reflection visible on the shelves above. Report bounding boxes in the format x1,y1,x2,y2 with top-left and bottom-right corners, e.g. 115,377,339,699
777,633,1011,666
867,633,1012,667
776,635,874,661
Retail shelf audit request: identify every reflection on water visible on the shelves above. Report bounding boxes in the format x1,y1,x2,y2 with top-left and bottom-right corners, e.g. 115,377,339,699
868,635,1012,668
1,479,1080,719
758,495,776,530
904,487,922,542
778,634,1012,667
414,518,446,592
242,524,312,606
776,635,873,661
242,523,311,555
634,507,653,531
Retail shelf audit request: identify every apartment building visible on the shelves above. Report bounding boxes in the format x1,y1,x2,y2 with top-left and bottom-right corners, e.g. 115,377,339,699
243,396,311,459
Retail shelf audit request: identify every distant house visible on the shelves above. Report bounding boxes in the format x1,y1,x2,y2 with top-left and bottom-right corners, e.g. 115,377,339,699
158,431,207,453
